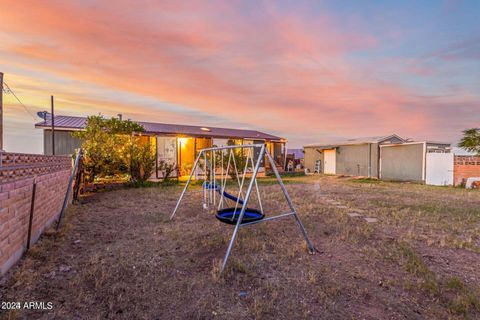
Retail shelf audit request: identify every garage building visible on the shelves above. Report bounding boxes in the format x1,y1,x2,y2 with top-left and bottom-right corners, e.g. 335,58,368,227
380,141,453,184
303,134,405,178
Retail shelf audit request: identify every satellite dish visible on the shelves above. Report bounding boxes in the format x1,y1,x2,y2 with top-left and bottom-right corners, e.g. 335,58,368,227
36,111,49,120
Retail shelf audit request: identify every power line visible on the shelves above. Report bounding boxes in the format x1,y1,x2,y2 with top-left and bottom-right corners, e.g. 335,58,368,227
2,82,38,121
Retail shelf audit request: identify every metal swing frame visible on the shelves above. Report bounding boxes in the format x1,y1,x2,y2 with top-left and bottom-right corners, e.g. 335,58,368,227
170,144,315,274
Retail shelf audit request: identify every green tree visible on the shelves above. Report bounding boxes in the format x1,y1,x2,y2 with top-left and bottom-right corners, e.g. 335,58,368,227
73,115,155,182
458,128,480,155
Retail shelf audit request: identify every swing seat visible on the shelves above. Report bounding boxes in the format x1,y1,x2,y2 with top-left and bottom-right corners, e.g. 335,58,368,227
216,207,264,225
203,182,245,205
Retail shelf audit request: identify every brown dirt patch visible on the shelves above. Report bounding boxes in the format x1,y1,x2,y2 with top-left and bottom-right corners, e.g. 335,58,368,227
1,176,480,319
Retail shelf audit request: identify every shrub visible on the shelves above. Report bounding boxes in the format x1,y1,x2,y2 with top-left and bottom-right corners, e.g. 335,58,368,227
130,140,156,182
158,160,177,182
73,115,155,183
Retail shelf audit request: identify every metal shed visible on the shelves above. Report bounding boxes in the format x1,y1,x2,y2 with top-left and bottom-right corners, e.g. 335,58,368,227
379,141,453,185
303,134,405,178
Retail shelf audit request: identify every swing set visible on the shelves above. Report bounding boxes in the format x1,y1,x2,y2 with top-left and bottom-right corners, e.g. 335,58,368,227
171,144,315,274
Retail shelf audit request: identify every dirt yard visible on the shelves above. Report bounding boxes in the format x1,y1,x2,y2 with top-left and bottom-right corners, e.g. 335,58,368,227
1,175,480,319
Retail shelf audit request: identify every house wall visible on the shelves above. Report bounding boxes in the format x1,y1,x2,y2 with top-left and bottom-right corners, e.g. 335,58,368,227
454,155,480,186
336,144,371,176
44,130,81,155
304,147,324,173
371,144,380,178
304,144,379,177
0,152,71,275
380,143,425,182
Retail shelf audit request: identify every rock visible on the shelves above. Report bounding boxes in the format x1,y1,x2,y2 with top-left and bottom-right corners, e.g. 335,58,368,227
347,212,362,217
59,265,71,272
364,217,378,223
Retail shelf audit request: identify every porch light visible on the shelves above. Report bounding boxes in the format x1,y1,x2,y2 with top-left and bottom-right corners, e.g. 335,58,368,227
200,127,211,132
178,137,189,147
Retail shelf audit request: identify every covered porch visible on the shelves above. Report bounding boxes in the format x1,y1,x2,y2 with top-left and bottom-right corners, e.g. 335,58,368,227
153,136,286,179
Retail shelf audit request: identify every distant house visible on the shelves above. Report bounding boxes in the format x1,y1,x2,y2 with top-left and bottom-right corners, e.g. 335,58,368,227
35,115,286,178
287,148,304,160
303,134,406,178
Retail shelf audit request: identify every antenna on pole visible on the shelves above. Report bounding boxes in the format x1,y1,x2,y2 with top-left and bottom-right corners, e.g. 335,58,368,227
51,95,55,155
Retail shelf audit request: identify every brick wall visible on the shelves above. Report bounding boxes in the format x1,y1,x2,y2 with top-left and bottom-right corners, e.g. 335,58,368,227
0,152,71,275
454,155,480,186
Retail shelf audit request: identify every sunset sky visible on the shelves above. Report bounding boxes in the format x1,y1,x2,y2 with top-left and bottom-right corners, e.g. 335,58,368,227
1,0,479,152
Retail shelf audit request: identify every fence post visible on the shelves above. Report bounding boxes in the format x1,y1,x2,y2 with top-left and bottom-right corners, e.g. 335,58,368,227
56,149,82,230
26,181,37,250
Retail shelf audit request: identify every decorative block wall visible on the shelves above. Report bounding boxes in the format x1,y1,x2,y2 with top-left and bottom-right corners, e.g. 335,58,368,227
454,155,480,186
0,152,71,275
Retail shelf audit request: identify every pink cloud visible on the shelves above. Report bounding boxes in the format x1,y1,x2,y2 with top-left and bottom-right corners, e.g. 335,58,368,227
0,0,477,150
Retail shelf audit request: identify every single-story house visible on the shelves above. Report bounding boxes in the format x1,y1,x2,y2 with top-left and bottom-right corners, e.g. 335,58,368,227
303,134,406,178
35,115,286,178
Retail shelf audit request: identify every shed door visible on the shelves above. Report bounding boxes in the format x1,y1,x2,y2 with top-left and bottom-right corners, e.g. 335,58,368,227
425,153,453,186
324,149,336,174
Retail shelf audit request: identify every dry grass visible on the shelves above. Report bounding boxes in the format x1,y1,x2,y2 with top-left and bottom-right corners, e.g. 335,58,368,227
1,175,480,319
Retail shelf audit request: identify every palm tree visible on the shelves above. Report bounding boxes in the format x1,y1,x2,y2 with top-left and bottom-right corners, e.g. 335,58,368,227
458,128,480,155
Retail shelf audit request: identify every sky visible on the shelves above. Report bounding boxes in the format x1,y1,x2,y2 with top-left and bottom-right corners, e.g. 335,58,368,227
0,0,479,152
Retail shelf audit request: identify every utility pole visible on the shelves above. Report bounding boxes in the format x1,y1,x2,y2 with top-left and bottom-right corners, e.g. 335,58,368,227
51,95,55,155
0,72,3,151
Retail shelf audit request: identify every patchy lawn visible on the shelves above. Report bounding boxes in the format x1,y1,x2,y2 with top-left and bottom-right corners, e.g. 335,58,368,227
1,175,480,319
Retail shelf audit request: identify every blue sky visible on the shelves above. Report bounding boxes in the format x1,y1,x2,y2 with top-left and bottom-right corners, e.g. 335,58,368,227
0,0,479,152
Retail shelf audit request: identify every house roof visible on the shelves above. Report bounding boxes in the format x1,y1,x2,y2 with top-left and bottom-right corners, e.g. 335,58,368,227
380,141,452,147
35,115,285,141
304,134,405,148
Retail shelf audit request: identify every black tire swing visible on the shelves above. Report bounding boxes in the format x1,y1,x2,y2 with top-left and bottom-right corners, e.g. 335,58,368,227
203,181,265,225
216,207,264,225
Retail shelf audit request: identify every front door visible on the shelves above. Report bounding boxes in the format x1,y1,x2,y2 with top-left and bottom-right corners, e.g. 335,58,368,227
157,137,177,178
177,137,195,177
323,149,336,174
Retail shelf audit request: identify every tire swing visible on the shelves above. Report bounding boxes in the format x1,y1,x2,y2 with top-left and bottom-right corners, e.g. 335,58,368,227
202,178,264,225
171,144,315,274
215,207,264,225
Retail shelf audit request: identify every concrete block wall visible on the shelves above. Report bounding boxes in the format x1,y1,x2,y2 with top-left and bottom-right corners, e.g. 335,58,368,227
454,156,480,186
0,152,71,275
